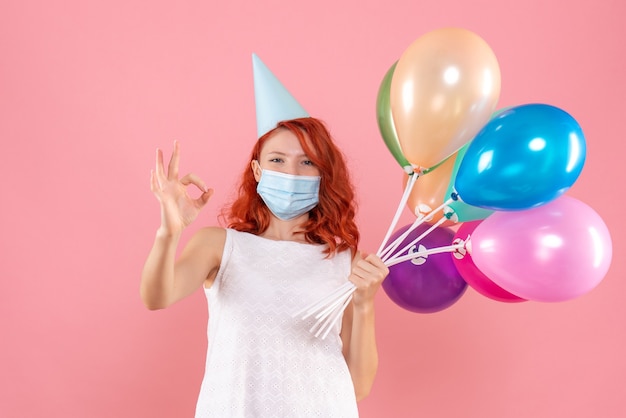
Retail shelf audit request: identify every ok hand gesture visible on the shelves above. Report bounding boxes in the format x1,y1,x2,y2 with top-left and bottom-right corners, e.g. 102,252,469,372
150,141,214,235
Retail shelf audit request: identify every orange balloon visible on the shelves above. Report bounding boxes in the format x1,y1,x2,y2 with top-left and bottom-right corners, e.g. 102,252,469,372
404,156,456,227
390,27,501,169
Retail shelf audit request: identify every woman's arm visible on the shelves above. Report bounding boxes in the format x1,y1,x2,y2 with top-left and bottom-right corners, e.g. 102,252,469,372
140,142,219,310
140,226,225,310
341,252,389,401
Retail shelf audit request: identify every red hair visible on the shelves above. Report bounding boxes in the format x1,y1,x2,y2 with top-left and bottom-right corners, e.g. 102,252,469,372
222,117,359,256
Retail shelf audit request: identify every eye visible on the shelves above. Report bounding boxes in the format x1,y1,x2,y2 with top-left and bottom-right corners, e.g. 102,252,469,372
269,158,284,163
302,159,315,166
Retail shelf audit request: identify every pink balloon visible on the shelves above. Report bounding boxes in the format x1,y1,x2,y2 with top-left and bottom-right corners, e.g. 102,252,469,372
452,221,525,303
469,196,612,302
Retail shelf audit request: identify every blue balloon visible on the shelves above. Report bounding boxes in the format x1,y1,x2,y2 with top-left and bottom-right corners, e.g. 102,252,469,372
454,104,586,210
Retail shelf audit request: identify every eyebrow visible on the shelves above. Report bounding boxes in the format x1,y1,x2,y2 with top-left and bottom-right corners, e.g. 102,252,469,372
265,151,309,157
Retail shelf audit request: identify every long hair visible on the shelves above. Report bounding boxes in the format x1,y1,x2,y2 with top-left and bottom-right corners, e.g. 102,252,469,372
222,117,359,256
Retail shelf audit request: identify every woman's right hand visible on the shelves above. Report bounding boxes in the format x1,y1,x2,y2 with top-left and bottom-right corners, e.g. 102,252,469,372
150,141,214,235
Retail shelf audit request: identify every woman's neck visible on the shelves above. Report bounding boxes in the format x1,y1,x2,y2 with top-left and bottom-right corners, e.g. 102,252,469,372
260,215,309,242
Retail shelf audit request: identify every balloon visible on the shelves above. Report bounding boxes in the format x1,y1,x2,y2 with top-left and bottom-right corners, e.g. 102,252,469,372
382,223,467,313
404,157,457,227
455,103,586,210
452,221,525,303
444,144,494,222
404,145,493,224
469,196,612,302
390,27,501,169
376,62,413,173
492,106,511,117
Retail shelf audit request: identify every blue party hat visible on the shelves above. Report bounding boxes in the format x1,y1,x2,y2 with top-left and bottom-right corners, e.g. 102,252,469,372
252,53,309,138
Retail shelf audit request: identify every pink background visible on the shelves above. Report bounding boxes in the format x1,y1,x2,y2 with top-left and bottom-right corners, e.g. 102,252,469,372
2,0,624,417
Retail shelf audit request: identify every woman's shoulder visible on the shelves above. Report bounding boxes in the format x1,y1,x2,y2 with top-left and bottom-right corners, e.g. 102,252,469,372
194,225,227,238
189,226,228,251
192,227,259,249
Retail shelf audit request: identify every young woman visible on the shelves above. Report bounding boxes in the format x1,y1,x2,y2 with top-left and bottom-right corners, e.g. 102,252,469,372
141,117,388,417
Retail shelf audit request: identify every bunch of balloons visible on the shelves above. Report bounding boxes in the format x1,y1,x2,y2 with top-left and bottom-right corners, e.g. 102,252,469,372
376,27,612,313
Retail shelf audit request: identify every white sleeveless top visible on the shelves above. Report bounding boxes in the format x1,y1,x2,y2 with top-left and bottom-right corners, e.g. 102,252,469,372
195,228,359,417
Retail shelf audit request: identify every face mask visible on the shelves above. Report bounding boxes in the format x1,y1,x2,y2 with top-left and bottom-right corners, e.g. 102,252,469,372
256,169,321,221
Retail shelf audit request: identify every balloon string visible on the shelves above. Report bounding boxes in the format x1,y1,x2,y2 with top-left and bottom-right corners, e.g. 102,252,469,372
292,281,355,319
308,289,354,340
381,197,454,263
320,295,353,340
384,242,465,267
376,172,419,256
380,197,454,260
379,214,426,261
384,216,448,264
295,190,458,340
313,285,355,320
304,238,465,337
383,196,455,263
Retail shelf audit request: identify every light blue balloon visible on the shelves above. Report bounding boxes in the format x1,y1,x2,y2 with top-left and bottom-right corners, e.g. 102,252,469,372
445,143,494,221
454,104,586,211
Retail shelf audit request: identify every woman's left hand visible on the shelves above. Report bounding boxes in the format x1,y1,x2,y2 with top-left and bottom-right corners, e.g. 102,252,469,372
348,252,389,311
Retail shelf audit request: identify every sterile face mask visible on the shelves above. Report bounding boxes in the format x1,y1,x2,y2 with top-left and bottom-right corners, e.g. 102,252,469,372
256,169,321,221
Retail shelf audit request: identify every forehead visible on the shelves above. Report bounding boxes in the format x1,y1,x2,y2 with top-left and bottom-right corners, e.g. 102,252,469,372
260,128,312,156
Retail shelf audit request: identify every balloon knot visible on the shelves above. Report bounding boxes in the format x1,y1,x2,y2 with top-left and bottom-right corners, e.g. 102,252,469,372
403,165,415,175
451,192,459,201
